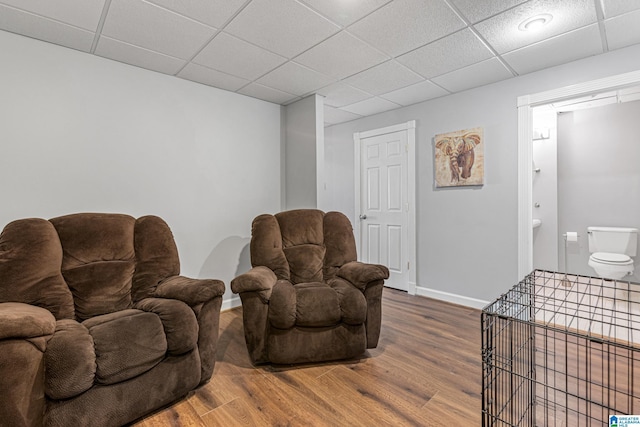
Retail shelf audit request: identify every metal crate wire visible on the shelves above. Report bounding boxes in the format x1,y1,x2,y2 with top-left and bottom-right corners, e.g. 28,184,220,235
482,270,640,426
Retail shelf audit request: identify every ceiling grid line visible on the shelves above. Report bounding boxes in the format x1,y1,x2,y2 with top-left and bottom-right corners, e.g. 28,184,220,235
593,0,609,52
89,0,112,53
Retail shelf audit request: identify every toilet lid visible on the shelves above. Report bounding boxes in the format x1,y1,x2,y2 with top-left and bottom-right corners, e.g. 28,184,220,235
591,252,632,264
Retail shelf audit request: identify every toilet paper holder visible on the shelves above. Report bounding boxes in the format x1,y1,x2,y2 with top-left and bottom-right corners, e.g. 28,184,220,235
561,232,579,277
563,232,579,241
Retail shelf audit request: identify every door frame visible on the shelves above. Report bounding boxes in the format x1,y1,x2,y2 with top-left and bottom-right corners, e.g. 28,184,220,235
517,70,640,279
354,120,416,295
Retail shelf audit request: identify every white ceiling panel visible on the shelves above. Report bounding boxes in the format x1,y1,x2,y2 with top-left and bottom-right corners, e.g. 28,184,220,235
432,58,513,93
317,82,372,108
102,0,216,59
348,0,465,57
344,60,423,95
238,82,299,104
397,29,494,79
0,5,94,52
224,0,339,58
0,0,105,31
341,97,401,116
605,9,640,50
193,32,286,81
601,0,640,18
324,105,363,125
145,0,247,28
474,0,598,54
257,62,335,96
178,63,249,91
380,80,450,106
294,31,388,79
95,36,186,75
449,0,529,23
1,0,640,124
503,25,602,75
299,0,391,27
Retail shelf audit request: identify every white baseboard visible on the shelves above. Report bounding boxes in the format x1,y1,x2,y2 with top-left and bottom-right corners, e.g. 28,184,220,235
415,285,489,310
221,295,242,311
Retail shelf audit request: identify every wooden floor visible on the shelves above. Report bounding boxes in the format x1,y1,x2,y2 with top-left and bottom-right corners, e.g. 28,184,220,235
133,288,482,426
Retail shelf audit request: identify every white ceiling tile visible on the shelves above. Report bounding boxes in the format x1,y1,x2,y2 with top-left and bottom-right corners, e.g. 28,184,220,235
601,0,640,18
379,80,449,106
502,24,602,75
316,82,372,108
343,60,424,95
299,0,391,27
324,105,363,125
257,62,335,96
102,0,216,59
95,36,186,75
294,31,388,79
224,0,340,58
474,0,598,54
0,0,105,31
341,97,401,116
605,9,640,50
431,58,513,92
145,0,246,28
0,5,94,52
449,0,529,23
238,83,299,104
396,29,494,79
178,63,249,91
348,0,465,57
193,32,286,81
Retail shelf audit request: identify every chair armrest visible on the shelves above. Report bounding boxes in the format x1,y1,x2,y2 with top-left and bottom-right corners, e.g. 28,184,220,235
231,266,277,301
337,261,390,291
154,276,225,306
0,302,56,340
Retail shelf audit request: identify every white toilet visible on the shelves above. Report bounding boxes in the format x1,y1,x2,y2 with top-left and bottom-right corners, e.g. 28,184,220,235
587,226,638,280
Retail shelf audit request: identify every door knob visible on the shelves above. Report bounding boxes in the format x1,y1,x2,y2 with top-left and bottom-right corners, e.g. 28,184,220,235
359,214,367,220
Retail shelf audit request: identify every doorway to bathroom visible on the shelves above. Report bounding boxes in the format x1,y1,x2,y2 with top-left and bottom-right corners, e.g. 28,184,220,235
517,69,640,280
531,94,640,282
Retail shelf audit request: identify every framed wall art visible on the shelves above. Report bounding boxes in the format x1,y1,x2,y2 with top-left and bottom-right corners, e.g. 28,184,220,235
434,127,484,188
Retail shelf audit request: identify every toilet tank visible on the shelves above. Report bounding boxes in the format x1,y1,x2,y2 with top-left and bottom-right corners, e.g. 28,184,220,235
587,226,639,256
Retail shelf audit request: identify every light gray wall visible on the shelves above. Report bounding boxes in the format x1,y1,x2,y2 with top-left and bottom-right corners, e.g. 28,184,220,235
324,43,640,304
284,94,324,210
557,100,640,282
0,31,282,308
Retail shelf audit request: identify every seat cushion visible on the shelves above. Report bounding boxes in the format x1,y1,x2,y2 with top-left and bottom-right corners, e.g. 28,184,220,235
294,282,341,327
83,309,167,385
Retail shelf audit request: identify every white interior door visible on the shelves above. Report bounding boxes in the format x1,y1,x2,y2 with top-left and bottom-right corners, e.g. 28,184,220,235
358,128,409,291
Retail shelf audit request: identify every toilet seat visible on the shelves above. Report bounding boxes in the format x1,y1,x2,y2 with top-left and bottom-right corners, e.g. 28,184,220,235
590,252,633,265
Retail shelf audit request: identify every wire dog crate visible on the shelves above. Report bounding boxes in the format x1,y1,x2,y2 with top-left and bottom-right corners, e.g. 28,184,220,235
482,270,640,426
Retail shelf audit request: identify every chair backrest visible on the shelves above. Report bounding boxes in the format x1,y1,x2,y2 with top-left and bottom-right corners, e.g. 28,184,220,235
250,209,357,284
0,213,180,321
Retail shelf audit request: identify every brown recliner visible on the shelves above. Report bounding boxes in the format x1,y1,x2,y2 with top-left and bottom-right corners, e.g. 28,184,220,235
0,213,225,427
231,209,389,365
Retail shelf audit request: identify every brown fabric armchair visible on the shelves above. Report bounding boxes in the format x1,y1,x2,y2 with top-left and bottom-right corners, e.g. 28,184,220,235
231,209,389,365
0,213,225,427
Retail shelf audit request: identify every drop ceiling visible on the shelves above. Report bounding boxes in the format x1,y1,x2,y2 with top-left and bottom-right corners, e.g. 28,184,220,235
1,0,639,126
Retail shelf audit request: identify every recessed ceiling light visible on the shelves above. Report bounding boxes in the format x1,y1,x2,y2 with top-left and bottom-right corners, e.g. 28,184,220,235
518,13,553,32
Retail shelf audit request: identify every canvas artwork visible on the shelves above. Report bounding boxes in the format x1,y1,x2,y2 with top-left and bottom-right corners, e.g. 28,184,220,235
434,127,484,187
